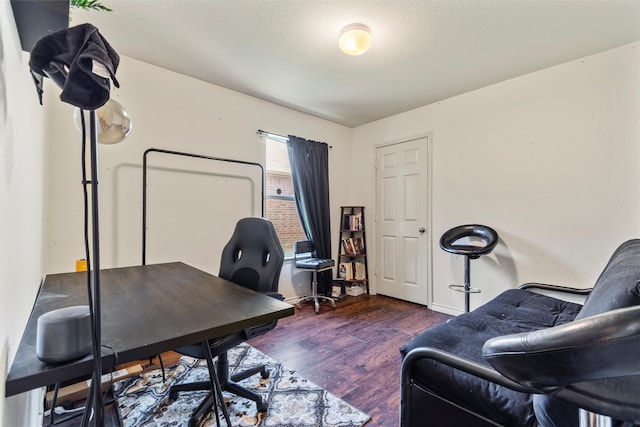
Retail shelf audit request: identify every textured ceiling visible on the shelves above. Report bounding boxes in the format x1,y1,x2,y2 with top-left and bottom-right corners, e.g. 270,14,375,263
71,0,640,127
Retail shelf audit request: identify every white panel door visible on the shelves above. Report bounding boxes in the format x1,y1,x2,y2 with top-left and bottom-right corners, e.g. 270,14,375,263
375,137,430,305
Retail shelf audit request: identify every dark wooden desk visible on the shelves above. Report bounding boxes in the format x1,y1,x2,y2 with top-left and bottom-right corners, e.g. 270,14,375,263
6,262,294,397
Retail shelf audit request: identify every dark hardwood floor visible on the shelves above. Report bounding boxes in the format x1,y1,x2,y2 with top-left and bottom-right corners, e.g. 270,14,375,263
249,294,452,427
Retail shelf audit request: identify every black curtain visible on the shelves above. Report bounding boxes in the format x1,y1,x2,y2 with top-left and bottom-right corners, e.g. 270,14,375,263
287,135,332,294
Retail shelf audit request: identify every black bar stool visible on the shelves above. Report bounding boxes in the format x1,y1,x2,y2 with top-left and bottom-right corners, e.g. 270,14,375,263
440,224,499,312
294,240,336,313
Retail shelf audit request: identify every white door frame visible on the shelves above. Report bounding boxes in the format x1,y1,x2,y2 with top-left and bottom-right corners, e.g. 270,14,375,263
371,133,434,307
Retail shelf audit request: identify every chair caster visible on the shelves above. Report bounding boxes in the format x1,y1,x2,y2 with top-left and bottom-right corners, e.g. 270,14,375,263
257,400,268,412
261,368,270,379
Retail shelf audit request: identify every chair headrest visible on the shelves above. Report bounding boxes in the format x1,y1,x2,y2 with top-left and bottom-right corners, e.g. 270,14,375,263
218,217,284,293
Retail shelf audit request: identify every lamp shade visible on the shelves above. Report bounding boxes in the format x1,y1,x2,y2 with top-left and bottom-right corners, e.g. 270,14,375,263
338,23,371,56
74,99,132,144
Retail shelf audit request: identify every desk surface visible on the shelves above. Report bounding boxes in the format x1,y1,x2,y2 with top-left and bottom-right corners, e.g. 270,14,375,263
6,262,294,397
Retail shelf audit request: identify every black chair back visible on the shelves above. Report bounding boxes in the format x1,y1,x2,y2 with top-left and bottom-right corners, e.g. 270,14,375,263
170,217,287,420
219,217,284,293
294,240,316,259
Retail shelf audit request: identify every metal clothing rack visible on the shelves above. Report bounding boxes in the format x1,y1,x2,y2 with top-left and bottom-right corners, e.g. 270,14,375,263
141,148,265,265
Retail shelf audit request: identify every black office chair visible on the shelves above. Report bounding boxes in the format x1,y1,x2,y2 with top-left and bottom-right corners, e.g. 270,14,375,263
440,224,499,312
294,240,336,314
168,217,286,426
483,304,640,426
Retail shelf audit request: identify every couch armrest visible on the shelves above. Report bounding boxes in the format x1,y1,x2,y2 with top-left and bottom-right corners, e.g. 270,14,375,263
519,283,591,304
519,282,592,295
400,348,538,427
401,347,535,395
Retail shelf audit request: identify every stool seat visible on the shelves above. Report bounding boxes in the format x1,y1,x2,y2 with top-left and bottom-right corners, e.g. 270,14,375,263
295,258,335,270
440,224,498,259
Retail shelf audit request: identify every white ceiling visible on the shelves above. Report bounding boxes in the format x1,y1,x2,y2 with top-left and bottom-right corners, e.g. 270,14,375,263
71,0,640,128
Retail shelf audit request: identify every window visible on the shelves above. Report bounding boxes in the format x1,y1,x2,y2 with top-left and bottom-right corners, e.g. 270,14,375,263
265,137,306,256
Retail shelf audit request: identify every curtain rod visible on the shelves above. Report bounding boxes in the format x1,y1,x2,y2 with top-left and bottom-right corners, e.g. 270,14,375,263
256,129,288,142
256,129,332,149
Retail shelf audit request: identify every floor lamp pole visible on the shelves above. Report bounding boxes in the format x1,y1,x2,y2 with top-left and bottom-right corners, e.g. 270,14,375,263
88,110,104,426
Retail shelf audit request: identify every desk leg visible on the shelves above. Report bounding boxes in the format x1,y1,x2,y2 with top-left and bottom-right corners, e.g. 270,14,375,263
45,383,122,427
46,383,61,426
203,342,231,426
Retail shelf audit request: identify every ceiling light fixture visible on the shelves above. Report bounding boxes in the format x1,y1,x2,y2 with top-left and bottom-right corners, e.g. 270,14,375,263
338,23,371,56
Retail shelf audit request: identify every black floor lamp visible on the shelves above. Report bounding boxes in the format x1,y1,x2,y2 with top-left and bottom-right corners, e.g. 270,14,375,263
29,23,129,426
82,108,105,426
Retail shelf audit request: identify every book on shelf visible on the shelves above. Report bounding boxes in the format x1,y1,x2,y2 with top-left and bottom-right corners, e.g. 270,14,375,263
341,238,355,255
354,261,366,280
341,237,365,256
339,262,354,280
351,237,365,255
342,212,364,231
342,214,351,231
337,263,347,279
353,212,364,230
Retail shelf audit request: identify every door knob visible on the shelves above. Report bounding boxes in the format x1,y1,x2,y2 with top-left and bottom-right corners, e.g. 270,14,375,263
418,227,425,234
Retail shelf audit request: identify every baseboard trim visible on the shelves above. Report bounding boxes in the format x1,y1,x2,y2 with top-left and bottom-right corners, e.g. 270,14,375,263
429,303,463,316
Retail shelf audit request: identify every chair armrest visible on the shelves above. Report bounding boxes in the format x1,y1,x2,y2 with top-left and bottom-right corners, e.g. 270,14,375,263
518,282,592,295
243,291,286,339
263,291,285,301
482,305,640,390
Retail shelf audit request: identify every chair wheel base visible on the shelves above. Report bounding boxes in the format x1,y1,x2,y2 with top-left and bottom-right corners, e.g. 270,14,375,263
297,295,336,313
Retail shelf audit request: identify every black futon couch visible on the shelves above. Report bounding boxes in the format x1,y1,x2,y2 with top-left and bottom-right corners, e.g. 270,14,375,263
400,239,640,427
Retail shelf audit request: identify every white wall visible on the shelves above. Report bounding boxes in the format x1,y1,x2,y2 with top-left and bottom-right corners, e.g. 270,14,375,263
0,0,46,424
353,42,640,314
44,55,353,300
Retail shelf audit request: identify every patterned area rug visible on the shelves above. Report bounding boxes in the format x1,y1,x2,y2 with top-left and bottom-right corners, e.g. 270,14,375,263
114,343,371,427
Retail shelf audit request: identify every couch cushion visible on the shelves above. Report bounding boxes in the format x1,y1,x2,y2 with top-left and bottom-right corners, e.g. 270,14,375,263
576,239,640,320
400,288,582,427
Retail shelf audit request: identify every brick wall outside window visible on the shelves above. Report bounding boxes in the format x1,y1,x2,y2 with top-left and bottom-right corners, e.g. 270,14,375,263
265,144,306,255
